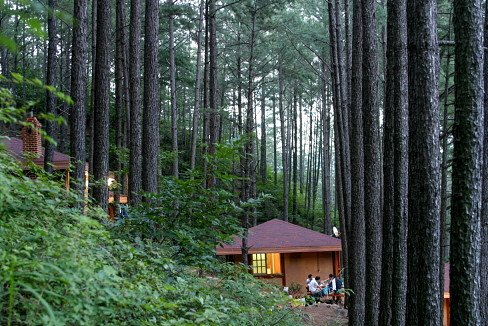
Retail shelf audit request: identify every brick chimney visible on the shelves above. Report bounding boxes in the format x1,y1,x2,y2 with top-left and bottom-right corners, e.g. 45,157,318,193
21,113,42,158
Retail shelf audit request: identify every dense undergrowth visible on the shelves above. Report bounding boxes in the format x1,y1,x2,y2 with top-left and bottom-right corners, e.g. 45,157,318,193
0,149,304,325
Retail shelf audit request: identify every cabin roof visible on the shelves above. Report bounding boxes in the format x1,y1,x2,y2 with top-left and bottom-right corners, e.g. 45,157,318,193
1,137,70,170
216,218,342,255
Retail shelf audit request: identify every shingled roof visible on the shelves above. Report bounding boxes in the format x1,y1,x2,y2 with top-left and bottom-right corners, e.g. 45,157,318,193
1,137,70,170
216,219,342,255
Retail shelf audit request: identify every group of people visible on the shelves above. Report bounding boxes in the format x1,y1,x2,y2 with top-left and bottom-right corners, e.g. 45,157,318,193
305,273,343,302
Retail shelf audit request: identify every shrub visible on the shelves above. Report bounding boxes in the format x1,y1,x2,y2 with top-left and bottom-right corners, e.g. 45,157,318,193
0,150,304,325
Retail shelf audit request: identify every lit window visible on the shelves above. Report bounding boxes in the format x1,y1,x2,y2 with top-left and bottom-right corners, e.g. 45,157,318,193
251,253,282,275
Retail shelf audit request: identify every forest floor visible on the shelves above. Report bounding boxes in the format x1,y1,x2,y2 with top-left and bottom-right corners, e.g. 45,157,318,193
300,302,348,326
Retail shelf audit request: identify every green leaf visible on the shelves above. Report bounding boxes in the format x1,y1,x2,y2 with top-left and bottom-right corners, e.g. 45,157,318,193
0,35,17,52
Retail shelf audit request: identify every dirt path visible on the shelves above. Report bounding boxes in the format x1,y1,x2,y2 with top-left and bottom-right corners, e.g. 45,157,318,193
300,302,348,326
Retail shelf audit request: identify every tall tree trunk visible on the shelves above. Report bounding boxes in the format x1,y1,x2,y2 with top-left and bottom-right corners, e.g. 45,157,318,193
278,64,289,222
142,0,160,193
329,0,351,243
70,0,88,201
115,0,127,202
292,89,298,217
58,35,70,154
128,0,142,204
379,0,408,323
362,0,382,324
168,0,178,178
406,0,441,323
44,0,57,172
450,0,484,323
88,0,96,176
273,94,278,185
344,0,351,110
348,0,365,323
260,85,267,183
92,0,111,210
202,0,209,181
299,97,304,194
206,0,218,188
321,61,332,234
480,0,488,320
190,0,204,171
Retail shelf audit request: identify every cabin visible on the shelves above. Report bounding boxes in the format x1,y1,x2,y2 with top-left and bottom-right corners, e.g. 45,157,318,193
1,116,71,188
1,116,127,215
216,219,342,293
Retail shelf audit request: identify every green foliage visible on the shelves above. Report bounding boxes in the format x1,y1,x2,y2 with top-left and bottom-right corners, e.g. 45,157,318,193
0,148,305,325
111,175,242,267
0,83,303,325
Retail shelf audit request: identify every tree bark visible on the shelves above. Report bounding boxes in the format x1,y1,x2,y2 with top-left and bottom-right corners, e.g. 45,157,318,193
142,0,160,193
348,0,365,323
329,0,351,243
88,0,96,176
292,88,298,218
190,0,204,171
92,0,111,210
168,0,178,178
206,0,218,188
278,64,289,222
273,94,278,185
480,0,488,320
44,0,57,172
114,0,127,202
379,0,408,324
128,0,142,204
406,0,442,323
299,97,304,194
70,0,88,201
361,0,382,324
321,58,332,235
450,0,484,323
260,85,267,183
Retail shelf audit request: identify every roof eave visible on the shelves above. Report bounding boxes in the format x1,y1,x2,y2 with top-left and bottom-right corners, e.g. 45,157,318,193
216,245,342,255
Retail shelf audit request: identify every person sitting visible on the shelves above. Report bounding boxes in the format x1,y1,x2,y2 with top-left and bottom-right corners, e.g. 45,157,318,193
306,274,313,285
305,274,313,292
309,276,328,298
328,274,337,293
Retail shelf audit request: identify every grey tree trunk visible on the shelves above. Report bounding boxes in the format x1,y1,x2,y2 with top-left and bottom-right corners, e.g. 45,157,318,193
44,0,57,173
329,0,351,242
92,0,111,210
292,89,298,218
321,58,332,235
361,0,382,324
480,0,488,320
273,95,278,185
260,85,267,183
115,0,127,202
142,0,160,193
206,0,218,188
348,0,365,323
299,97,304,194
128,0,142,204
379,0,408,324
190,0,204,171
406,0,441,323
278,64,289,222
88,0,96,176
450,0,484,323
168,0,178,178
70,0,88,201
